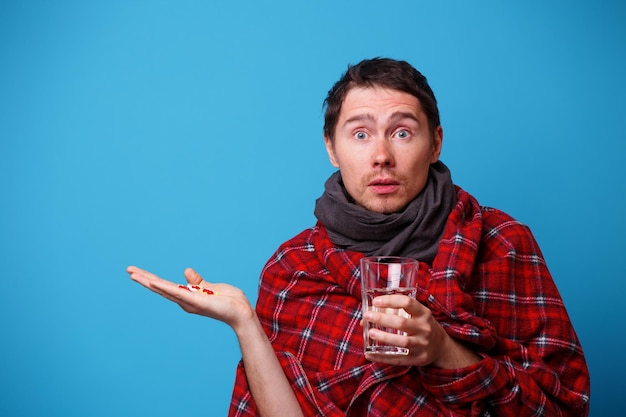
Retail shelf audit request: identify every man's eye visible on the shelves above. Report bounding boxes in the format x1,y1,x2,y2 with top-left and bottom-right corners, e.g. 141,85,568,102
354,131,368,140
395,129,410,139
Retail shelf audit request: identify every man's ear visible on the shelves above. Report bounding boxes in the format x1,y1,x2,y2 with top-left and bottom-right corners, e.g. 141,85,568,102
324,135,340,168
430,126,443,163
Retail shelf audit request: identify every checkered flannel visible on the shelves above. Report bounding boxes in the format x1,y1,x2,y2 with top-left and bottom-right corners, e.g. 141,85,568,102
229,187,590,416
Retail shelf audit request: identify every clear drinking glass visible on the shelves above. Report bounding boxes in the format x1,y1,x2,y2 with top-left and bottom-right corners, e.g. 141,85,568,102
360,256,419,355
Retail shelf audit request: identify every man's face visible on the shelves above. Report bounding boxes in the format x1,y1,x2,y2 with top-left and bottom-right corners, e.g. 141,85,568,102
324,86,442,214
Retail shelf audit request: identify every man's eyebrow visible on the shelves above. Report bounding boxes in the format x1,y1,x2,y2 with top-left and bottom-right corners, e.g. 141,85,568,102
343,113,375,126
387,111,420,124
343,111,420,127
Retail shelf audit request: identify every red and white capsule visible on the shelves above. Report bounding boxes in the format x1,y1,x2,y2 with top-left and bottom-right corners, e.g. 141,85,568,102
178,284,215,295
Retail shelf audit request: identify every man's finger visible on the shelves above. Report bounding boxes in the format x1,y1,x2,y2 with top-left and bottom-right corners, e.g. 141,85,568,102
184,267,204,285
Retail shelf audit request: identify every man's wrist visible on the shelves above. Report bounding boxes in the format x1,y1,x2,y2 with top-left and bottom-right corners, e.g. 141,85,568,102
432,334,482,369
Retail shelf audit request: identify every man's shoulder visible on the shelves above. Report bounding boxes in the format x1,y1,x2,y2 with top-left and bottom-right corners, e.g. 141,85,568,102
454,186,525,227
266,223,323,263
453,186,535,246
277,224,320,248
261,224,326,275
479,205,521,226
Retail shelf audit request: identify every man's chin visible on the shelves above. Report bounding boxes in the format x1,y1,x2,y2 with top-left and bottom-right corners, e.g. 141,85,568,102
360,199,407,215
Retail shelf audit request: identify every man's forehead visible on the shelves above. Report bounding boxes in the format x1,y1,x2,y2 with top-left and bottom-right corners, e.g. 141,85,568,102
339,87,425,120
342,111,421,126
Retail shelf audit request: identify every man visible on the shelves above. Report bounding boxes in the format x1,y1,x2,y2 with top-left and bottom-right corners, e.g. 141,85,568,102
128,58,590,416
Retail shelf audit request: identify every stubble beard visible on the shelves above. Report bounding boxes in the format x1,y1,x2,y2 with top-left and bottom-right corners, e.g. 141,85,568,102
357,169,409,214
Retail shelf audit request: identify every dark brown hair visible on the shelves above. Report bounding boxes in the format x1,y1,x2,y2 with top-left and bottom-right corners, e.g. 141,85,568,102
323,57,440,141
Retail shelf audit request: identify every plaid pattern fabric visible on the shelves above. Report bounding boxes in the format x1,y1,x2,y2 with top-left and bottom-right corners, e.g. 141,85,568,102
229,187,590,416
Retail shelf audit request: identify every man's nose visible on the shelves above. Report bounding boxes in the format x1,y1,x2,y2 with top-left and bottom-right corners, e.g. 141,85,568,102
372,138,394,167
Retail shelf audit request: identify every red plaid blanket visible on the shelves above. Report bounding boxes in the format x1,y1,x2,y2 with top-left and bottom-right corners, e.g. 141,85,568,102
229,187,590,416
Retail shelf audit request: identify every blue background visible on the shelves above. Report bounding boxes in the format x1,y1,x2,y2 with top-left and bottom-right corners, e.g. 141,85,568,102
1,1,624,415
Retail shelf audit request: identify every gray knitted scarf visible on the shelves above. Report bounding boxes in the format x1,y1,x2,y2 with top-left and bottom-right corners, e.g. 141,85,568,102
313,161,456,264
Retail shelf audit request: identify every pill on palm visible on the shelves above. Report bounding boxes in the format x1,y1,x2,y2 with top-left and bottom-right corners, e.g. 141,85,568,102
178,284,215,295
